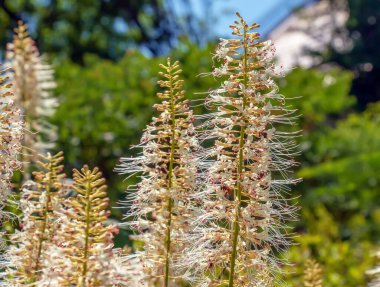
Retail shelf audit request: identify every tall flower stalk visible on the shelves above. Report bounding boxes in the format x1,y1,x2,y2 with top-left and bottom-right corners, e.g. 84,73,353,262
117,58,199,286
6,21,57,176
40,165,120,286
4,152,65,286
0,65,23,219
184,13,299,286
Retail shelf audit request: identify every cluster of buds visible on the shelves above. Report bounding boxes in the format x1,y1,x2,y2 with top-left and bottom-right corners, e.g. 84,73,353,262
304,259,323,287
6,21,57,168
117,58,199,286
0,65,23,219
39,166,122,286
182,13,299,286
5,152,65,286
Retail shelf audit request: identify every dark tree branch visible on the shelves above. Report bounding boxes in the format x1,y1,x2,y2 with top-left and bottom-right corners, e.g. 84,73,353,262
0,0,21,22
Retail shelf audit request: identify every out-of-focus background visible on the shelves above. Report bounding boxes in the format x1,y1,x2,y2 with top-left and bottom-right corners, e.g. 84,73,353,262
0,0,379,285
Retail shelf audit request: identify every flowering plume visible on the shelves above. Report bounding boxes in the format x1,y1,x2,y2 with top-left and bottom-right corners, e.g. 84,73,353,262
6,21,57,170
0,65,23,219
183,13,300,286
366,251,380,287
117,58,199,286
4,152,65,286
304,259,323,287
40,165,120,287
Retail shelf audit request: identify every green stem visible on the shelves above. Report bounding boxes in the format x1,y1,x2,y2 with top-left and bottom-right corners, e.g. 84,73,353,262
228,25,248,287
20,59,32,182
164,67,177,287
81,177,92,286
31,161,53,284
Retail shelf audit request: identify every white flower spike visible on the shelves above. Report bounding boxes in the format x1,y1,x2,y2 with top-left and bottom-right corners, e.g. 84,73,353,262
0,65,23,221
117,58,200,287
183,13,300,287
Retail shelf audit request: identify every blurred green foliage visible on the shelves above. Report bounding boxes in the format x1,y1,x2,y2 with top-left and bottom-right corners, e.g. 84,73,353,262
0,0,208,62
302,104,380,210
282,205,375,287
278,68,380,286
278,68,354,127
